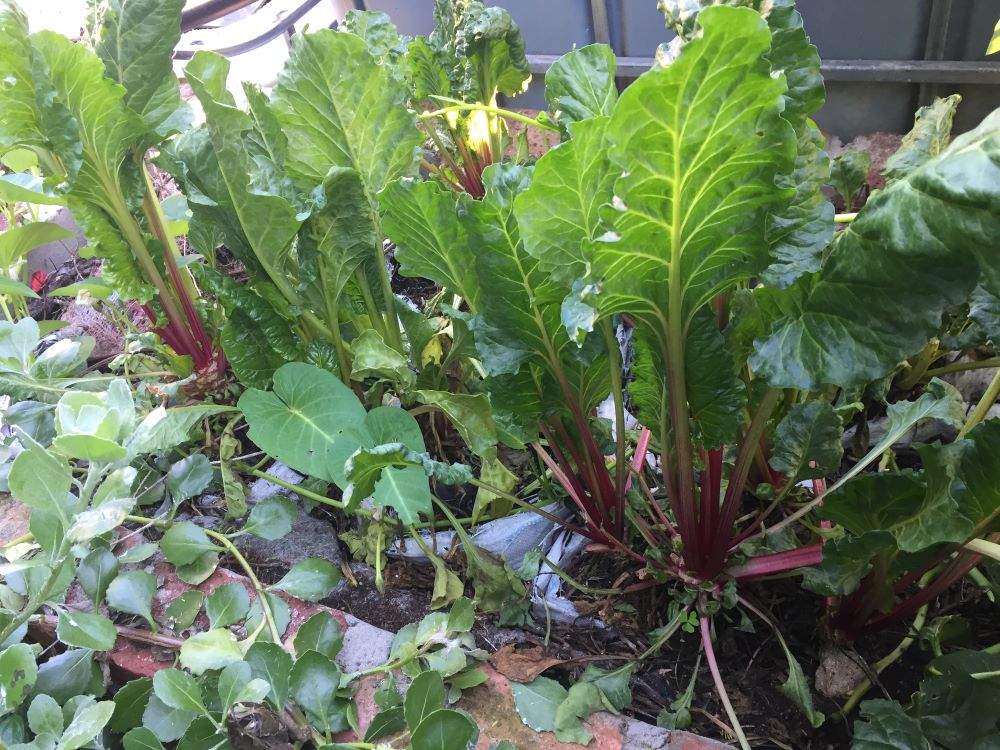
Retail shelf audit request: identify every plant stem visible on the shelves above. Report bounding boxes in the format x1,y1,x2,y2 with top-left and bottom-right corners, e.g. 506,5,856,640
924,356,1000,379
959,368,1000,438
700,613,751,750
423,101,560,133
965,537,1000,562
896,338,939,391
125,514,283,645
838,584,931,717
601,319,628,537
34,613,186,649
834,212,857,223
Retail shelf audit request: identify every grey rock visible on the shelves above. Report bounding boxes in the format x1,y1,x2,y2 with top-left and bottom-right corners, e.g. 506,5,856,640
248,462,303,503
27,207,83,277
235,509,340,568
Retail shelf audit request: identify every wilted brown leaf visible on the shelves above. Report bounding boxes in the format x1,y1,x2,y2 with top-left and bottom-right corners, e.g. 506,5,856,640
490,644,566,682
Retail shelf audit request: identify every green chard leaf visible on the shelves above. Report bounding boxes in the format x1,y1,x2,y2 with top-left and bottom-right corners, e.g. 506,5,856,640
883,95,961,185
95,0,192,139
271,29,422,195
178,52,301,278
543,44,618,129
379,178,479,308
769,400,844,484
514,115,615,286
453,2,531,102
753,110,1000,389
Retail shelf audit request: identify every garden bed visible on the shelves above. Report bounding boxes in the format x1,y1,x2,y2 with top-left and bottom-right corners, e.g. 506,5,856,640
1,1,1000,749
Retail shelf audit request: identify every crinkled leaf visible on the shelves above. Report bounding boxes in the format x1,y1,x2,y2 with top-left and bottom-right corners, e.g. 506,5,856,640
21,31,152,301
271,29,421,195
801,531,894,596
454,3,531,102
591,6,792,333
195,267,303,389
342,10,409,77
380,178,478,307
884,95,961,185
178,52,301,275
350,329,415,388
544,44,617,129
763,121,834,287
852,700,932,750
414,390,497,457
822,469,972,553
829,149,871,206
297,167,376,321
514,116,614,286
769,400,844,484
96,0,192,139
754,112,1000,389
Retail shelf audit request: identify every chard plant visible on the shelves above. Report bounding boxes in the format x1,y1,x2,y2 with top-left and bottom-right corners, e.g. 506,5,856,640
0,0,227,387
379,1,1000,743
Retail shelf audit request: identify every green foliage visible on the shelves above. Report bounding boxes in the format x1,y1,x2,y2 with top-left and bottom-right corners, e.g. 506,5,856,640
852,650,1000,749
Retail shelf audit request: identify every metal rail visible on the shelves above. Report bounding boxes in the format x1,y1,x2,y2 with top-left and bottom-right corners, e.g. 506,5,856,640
178,1,1000,88
181,0,259,32
525,54,1000,85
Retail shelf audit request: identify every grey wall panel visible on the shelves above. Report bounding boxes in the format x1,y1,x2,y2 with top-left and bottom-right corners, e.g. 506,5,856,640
796,0,932,59
814,81,919,139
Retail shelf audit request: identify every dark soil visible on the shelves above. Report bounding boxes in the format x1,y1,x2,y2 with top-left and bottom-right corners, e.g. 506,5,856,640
547,554,1000,749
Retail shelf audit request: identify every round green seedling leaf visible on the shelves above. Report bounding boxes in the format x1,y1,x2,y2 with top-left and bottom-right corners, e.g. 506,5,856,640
152,669,208,715
205,582,250,629
409,708,479,750
246,496,296,540
57,610,117,651
179,629,243,675
270,558,341,602
160,522,219,566
106,570,156,628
